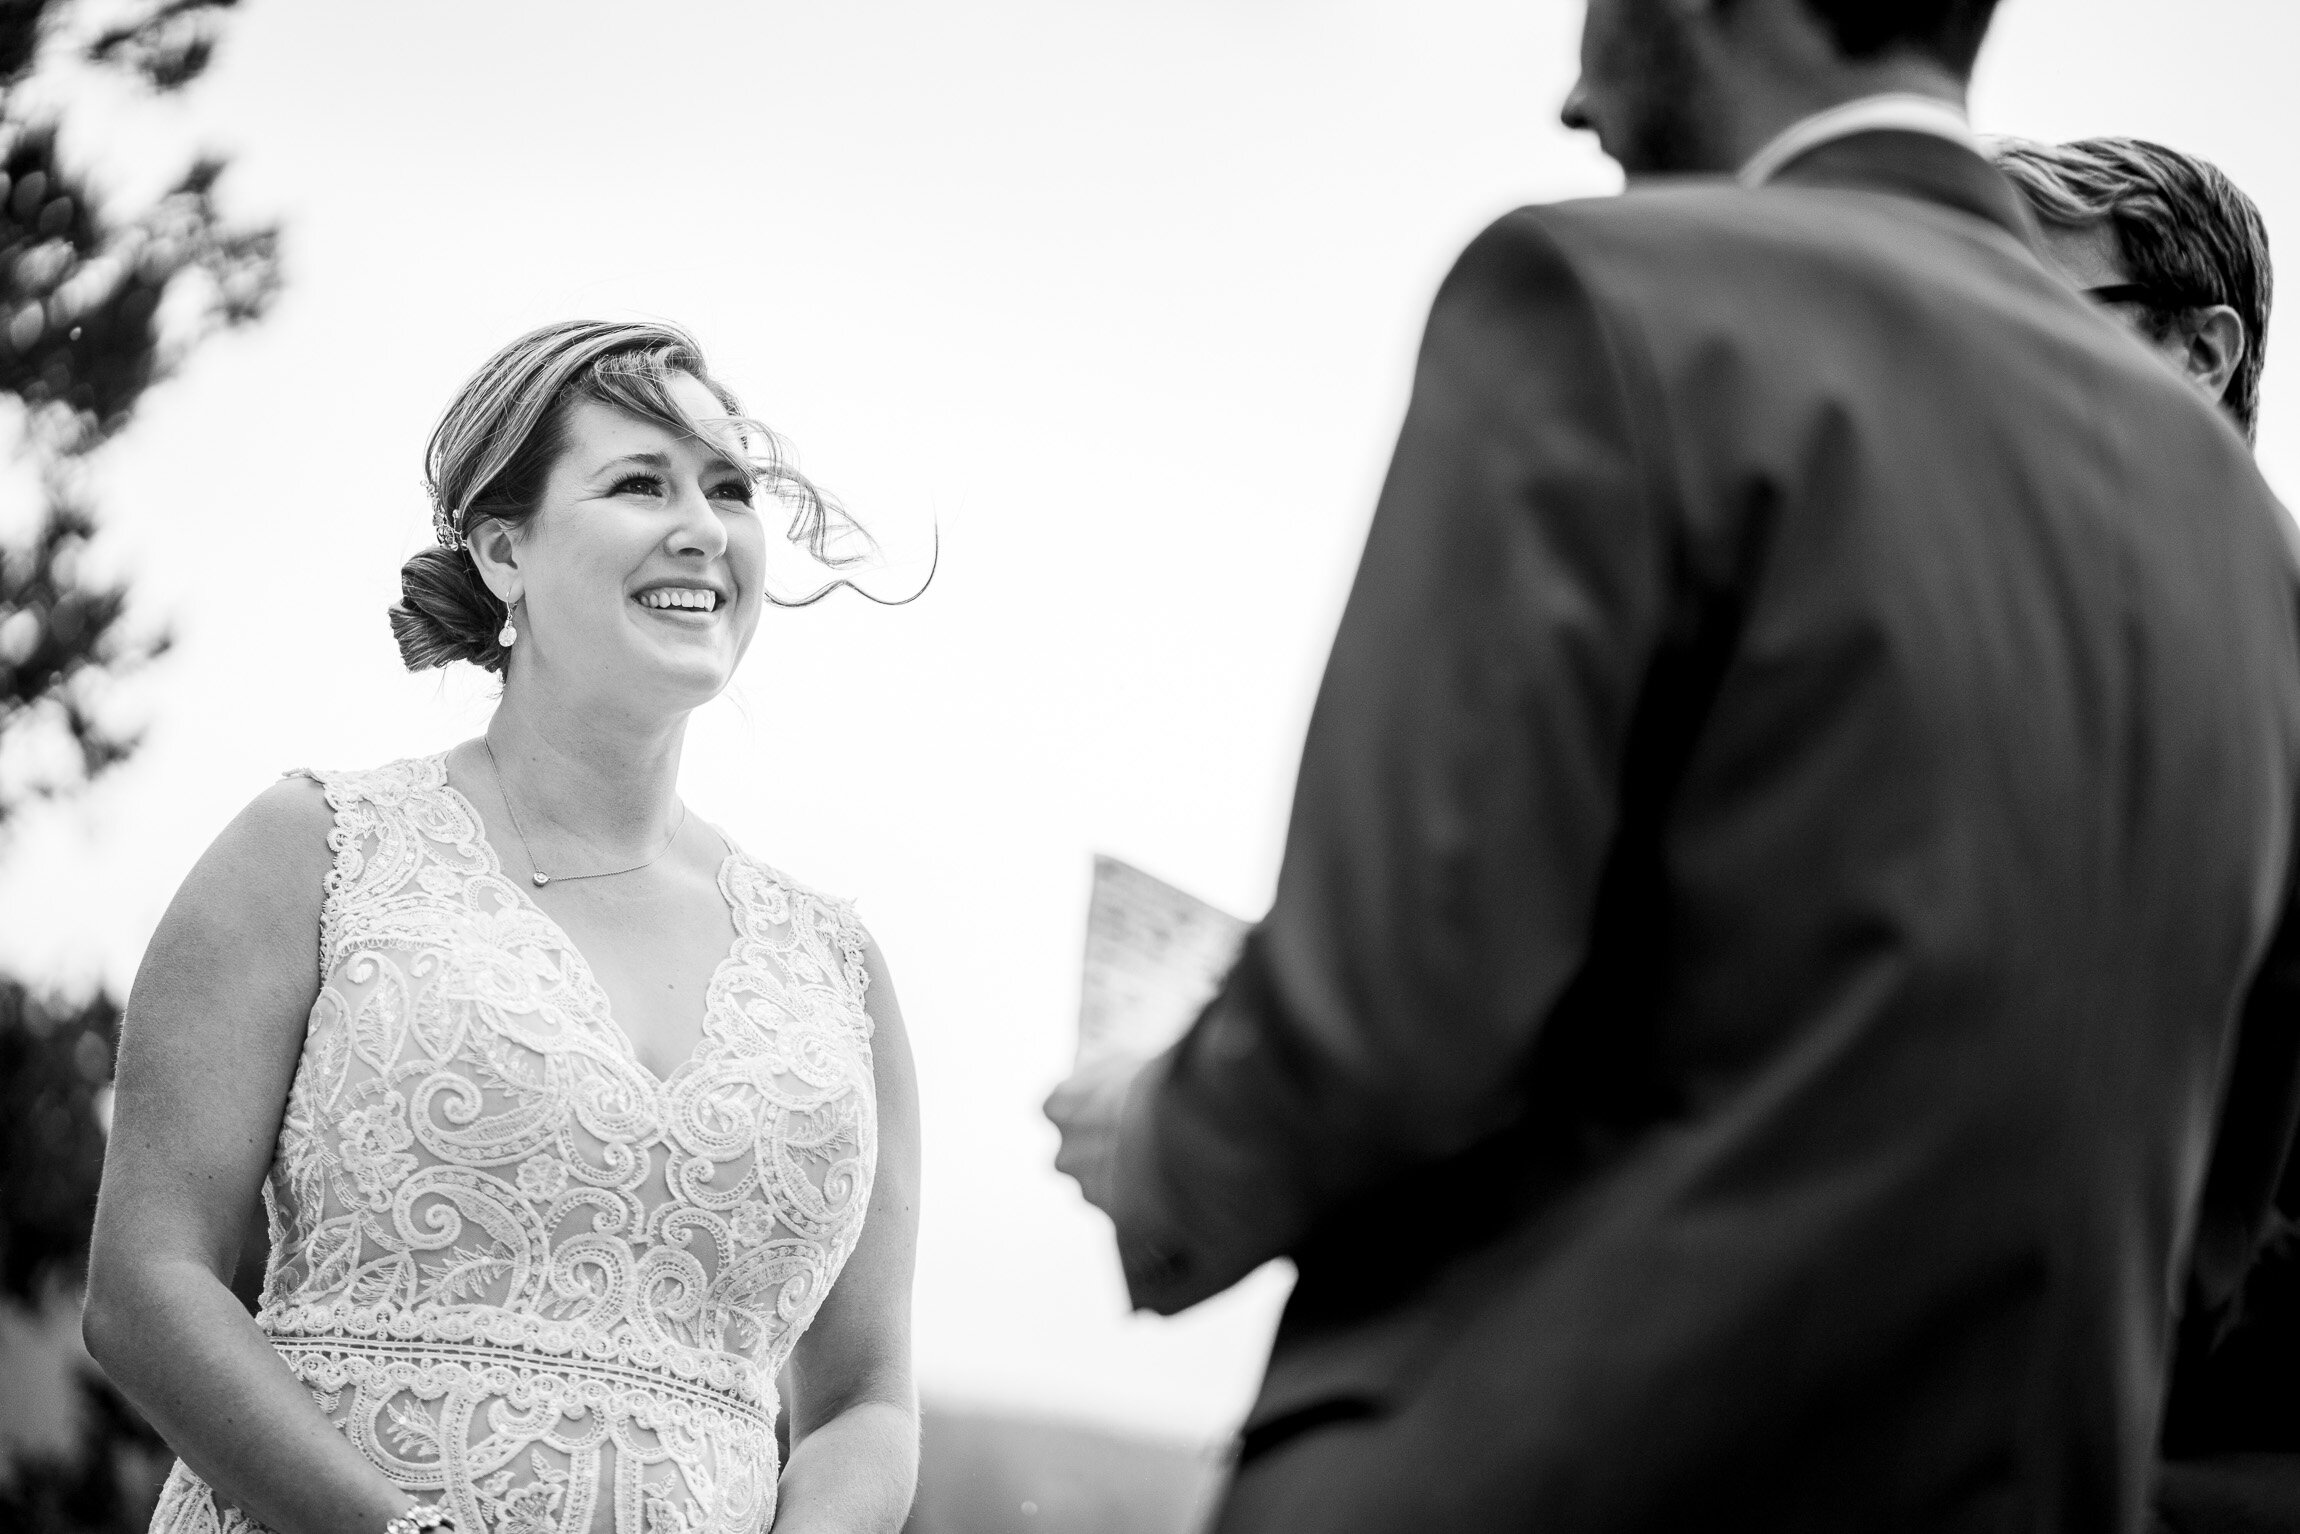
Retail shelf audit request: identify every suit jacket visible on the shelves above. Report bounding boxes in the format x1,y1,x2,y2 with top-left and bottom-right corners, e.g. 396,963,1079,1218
1105,132,2300,1533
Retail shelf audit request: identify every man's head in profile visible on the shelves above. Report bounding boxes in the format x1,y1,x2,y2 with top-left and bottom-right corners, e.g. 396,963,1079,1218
1560,0,2000,177
1995,137,2272,443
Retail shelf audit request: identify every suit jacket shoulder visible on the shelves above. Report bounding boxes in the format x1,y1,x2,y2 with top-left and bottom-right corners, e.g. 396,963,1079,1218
1479,180,2286,607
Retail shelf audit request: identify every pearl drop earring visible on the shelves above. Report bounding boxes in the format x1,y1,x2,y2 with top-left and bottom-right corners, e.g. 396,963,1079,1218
498,603,518,649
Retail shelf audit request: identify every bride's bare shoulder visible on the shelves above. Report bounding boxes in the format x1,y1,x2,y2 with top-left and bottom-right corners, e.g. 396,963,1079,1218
159,773,337,936
215,771,337,873
129,773,338,1029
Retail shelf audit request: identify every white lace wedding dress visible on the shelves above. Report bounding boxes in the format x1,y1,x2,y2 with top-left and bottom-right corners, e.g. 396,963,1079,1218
149,755,880,1534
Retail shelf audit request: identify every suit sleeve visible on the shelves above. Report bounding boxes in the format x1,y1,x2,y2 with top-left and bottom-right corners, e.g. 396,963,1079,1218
1108,209,1675,1314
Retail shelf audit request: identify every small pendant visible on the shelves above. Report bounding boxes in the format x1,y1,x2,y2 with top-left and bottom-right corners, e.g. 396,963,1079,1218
532,873,550,887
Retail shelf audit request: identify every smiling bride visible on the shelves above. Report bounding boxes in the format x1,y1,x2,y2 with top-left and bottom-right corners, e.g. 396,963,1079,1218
82,321,922,1534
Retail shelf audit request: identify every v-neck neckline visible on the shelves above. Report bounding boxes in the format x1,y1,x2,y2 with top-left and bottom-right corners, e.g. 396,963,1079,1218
434,759,748,1089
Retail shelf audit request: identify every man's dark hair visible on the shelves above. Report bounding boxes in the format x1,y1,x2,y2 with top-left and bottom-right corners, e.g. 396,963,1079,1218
1799,0,2001,74
1994,137,2274,442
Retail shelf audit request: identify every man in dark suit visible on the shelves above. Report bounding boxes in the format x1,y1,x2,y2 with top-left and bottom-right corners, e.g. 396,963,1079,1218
1046,1,2300,1528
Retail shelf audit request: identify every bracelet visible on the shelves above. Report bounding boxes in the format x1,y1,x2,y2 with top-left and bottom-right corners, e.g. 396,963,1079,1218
382,1506,456,1534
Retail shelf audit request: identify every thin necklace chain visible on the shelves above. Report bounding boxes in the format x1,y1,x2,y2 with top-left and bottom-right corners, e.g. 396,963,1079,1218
481,736,687,889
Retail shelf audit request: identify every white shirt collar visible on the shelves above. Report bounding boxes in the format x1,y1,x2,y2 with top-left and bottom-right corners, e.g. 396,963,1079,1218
1738,93,1978,188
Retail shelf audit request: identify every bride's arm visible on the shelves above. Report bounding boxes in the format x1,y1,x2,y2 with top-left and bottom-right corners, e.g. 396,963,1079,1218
82,776,425,1534
773,936,922,1534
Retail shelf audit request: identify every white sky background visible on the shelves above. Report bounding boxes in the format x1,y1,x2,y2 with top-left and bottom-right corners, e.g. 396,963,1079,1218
1,0,2294,1445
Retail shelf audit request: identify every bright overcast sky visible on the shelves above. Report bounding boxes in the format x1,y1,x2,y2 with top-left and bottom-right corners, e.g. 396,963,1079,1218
2,0,2293,1445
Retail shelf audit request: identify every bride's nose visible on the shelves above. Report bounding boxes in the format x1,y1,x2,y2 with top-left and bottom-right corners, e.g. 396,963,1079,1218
665,482,729,559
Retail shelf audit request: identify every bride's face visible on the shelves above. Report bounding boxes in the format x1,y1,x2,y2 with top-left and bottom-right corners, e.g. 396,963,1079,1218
501,372,767,711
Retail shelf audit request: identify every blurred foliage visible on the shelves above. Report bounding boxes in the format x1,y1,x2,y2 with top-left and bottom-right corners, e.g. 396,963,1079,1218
0,980,116,1305
0,1369,174,1534
0,980,172,1532
0,496,167,825
0,0,277,831
0,2,277,1530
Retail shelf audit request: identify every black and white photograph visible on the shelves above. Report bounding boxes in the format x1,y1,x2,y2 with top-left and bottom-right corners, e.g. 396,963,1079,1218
2,1,2297,1531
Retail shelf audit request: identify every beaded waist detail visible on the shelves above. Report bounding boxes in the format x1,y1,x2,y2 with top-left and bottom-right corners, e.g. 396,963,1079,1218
260,1302,773,1422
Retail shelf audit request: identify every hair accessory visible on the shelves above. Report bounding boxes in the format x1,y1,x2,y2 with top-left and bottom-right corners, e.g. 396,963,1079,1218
384,1504,457,1534
497,605,518,650
433,499,466,552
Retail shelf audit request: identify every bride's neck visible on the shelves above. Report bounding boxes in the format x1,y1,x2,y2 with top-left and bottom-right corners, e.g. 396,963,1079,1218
481,689,688,854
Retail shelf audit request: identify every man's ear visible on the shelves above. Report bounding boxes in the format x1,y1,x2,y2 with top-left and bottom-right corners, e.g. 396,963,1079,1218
466,517,522,606
2183,305,2247,407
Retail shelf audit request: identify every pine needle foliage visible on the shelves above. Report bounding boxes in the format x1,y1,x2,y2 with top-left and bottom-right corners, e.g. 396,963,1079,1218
0,5,280,1529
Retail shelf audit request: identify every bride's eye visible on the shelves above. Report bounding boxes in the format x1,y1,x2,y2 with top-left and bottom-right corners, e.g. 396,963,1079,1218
610,473,667,498
708,478,755,506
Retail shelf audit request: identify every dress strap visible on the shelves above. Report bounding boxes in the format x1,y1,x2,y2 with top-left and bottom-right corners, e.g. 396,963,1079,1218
722,856,875,1022
819,893,873,1004
285,756,460,971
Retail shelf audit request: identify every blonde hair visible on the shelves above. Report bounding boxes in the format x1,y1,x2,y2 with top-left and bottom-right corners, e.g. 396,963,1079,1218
390,319,868,672
1992,137,2271,443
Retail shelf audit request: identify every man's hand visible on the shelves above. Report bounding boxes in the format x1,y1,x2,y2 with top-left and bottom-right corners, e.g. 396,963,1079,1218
1043,1055,1149,1218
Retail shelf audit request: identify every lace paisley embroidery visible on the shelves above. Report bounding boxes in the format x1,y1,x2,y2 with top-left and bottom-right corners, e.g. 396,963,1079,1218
151,754,878,1534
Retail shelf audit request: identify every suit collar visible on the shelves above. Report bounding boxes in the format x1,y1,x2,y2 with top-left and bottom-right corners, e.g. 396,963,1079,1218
1739,93,1976,187
1766,129,2047,255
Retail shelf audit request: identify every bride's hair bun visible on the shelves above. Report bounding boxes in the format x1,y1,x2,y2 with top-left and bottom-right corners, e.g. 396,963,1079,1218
390,544,509,673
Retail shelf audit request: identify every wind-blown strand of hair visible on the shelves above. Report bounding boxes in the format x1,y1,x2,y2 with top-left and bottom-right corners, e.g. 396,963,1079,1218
708,409,938,609
765,518,938,609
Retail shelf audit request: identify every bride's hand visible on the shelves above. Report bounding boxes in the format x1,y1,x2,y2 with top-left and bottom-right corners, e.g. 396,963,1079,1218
1043,1055,1148,1217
